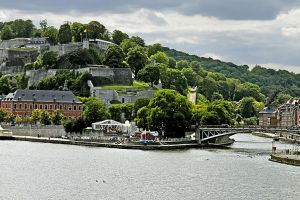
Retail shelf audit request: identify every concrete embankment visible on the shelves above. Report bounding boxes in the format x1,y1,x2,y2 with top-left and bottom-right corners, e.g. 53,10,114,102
269,154,300,166
252,132,275,138
12,136,201,150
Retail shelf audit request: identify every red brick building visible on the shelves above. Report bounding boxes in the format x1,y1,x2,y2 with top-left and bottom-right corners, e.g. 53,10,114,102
0,89,82,119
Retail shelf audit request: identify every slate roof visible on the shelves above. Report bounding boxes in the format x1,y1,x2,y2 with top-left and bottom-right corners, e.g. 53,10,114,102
2,89,81,103
259,107,277,114
0,94,7,101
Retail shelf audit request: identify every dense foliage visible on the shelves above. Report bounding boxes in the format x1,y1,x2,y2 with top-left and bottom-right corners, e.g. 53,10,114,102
3,18,300,134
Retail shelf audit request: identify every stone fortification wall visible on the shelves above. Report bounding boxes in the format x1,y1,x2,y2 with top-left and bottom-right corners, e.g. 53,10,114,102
112,68,133,85
0,49,8,62
92,89,118,105
79,67,133,85
50,43,82,56
26,69,58,85
2,125,66,137
118,89,156,103
0,64,25,74
0,39,28,49
7,49,39,66
26,67,133,86
91,87,157,105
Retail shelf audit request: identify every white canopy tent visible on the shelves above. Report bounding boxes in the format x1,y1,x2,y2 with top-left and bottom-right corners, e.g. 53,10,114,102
92,120,128,133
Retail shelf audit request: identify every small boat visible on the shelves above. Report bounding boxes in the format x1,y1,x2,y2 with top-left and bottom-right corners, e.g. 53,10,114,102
0,125,13,140
139,130,160,145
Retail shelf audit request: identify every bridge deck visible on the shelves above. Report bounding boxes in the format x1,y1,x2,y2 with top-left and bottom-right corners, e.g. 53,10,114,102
197,127,300,143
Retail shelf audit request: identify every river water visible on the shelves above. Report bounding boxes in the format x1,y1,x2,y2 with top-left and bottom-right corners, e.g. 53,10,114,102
0,134,300,200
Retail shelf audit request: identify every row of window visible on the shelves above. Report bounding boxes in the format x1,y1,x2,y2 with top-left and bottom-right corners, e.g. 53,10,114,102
11,103,82,111
16,113,79,120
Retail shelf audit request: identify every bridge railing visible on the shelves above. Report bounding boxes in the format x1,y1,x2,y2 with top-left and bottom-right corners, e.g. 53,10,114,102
198,125,296,129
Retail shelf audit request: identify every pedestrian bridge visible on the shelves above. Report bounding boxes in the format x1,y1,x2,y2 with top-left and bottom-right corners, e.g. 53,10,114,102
196,126,300,144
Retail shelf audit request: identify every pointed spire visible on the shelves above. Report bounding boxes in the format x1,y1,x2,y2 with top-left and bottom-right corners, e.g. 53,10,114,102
63,80,68,91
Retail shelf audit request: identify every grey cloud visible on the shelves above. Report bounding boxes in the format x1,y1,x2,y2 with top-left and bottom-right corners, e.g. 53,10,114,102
1,0,300,20
177,0,300,20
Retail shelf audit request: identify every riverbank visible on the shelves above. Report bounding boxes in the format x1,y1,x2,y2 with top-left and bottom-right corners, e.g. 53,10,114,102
252,132,275,138
269,153,300,166
12,135,202,150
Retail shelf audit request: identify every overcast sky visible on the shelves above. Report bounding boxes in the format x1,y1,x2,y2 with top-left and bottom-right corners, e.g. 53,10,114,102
1,0,300,72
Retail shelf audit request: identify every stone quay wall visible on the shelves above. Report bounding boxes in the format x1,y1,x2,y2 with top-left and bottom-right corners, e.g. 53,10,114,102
2,125,66,138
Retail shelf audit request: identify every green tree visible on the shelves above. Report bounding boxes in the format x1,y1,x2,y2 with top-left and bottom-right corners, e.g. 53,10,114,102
72,118,86,134
109,104,123,122
39,19,48,32
10,19,34,38
134,98,150,114
198,77,218,100
236,114,243,125
234,82,266,102
181,67,199,87
243,116,258,125
130,36,145,47
31,109,42,124
0,76,12,94
83,98,110,126
272,92,292,107
238,97,257,118
121,103,134,121
0,109,8,122
176,60,189,70
191,104,208,125
41,51,58,69
71,22,86,42
42,26,58,45
40,111,51,125
211,92,224,101
16,73,29,89
168,57,176,68
103,45,126,68
120,38,140,55
126,46,148,76
190,61,207,77
5,113,15,124
137,64,160,87
160,68,188,95
63,118,75,133
147,43,163,57
135,106,150,129
58,23,72,44
51,110,63,125
205,100,233,125
201,111,220,125
112,30,129,45
1,24,14,40
146,89,192,137
87,21,106,39
196,93,208,104
150,51,169,65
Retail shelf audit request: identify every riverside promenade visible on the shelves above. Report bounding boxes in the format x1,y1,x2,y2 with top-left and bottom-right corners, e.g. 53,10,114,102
12,135,201,150
270,154,300,166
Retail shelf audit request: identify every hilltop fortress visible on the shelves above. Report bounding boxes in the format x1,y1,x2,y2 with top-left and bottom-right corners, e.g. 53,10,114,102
0,38,157,105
